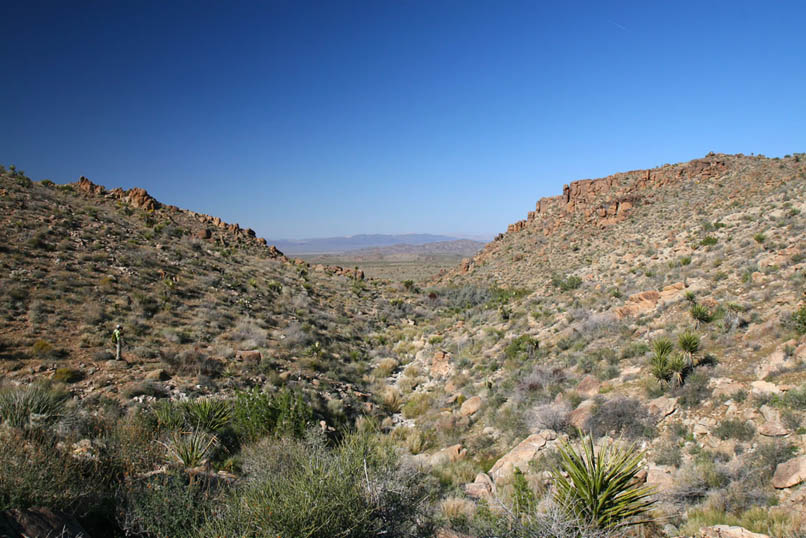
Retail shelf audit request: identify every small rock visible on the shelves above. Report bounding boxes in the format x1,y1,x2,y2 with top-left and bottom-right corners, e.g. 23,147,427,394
699,525,770,538
576,375,600,398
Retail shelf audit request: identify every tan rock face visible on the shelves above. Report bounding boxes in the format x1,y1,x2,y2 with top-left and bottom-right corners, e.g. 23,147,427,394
431,350,454,378
773,455,806,489
460,396,483,417
758,405,790,437
699,525,770,538
647,396,677,421
488,430,556,483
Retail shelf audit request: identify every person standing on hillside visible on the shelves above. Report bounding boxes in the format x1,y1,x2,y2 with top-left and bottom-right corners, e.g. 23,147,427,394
113,324,124,361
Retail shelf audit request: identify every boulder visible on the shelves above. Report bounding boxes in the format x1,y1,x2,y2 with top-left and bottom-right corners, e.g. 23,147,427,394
647,396,677,421
145,368,170,381
464,472,496,500
0,507,89,538
125,187,159,210
429,444,466,466
751,380,780,395
460,396,483,417
645,464,675,490
431,350,453,378
699,525,769,538
576,375,600,398
758,405,790,437
568,399,595,430
488,430,556,483
772,455,806,489
235,350,262,364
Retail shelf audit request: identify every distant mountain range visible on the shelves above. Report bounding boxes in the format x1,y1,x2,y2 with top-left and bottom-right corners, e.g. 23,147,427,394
269,234,476,255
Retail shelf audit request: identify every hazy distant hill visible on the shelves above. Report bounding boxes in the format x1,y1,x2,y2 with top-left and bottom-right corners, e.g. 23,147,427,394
315,239,485,261
270,233,465,254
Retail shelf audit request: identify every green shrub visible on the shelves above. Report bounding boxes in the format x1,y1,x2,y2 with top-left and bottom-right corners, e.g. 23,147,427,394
700,236,718,246
787,306,806,335
713,419,756,441
782,385,806,409
163,430,218,467
690,304,713,325
552,274,583,291
231,388,312,442
402,392,434,419
552,434,655,531
196,431,435,537
586,398,656,439
120,471,214,538
505,335,540,360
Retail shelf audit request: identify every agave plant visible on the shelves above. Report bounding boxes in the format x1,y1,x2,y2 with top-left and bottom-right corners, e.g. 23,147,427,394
552,433,655,531
690,304,712,327
163,430,218,468
152,400,186,431
183,398,231,432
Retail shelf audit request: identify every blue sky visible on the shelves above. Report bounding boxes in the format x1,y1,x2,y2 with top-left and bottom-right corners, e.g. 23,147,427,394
2,1,805,239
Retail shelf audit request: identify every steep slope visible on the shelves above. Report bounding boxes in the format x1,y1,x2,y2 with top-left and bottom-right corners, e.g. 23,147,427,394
0,170,410,416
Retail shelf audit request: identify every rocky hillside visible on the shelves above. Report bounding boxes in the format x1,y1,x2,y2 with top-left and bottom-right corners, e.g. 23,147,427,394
0,169,416,420
363,152,806,536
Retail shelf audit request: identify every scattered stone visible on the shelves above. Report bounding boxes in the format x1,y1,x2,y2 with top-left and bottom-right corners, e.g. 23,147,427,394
430,350,453,377
645,464,675,490
751,380,780,395
235,350,262,364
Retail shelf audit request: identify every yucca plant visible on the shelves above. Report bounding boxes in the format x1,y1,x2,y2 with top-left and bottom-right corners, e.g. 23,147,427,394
690,304,712,327
152,400,186,431
0,384,67,429
163,430,218,468
668,353,687,387
552,433,655,531
678,330,700,367
183,398,231,432
649,338,673,385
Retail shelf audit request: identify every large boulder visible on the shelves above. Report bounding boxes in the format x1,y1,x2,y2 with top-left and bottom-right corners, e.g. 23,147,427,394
0,507,89,538
568,399,595,430
429,444,466,466
488,430,556,483
772,455,806,489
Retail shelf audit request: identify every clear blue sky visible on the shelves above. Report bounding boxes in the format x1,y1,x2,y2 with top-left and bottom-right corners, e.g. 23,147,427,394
2,1,805,239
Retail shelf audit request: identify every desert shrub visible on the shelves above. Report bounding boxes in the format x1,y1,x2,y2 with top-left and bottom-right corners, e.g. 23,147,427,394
196,431,435,537
161,349,222,377
530,403,571,433
505,335,540,361
680,506,798,537
119,471,216,538
402,392,434,419
586,397,656,439
52,368,84,384
30,339,64,359
0,428,121,527
782,385,806,409
713,419,755,441
436,285,493,310
552,434,655,531
0,384,68,429
653,440,682,467
122,381,168,399
674,371,712,408
152,400,187,431
786,305,806,335
552,274,583,291
231,388,312,443
93,350,115,361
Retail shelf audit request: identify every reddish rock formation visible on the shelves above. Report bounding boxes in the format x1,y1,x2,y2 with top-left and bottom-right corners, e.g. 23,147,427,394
76,176,105,195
